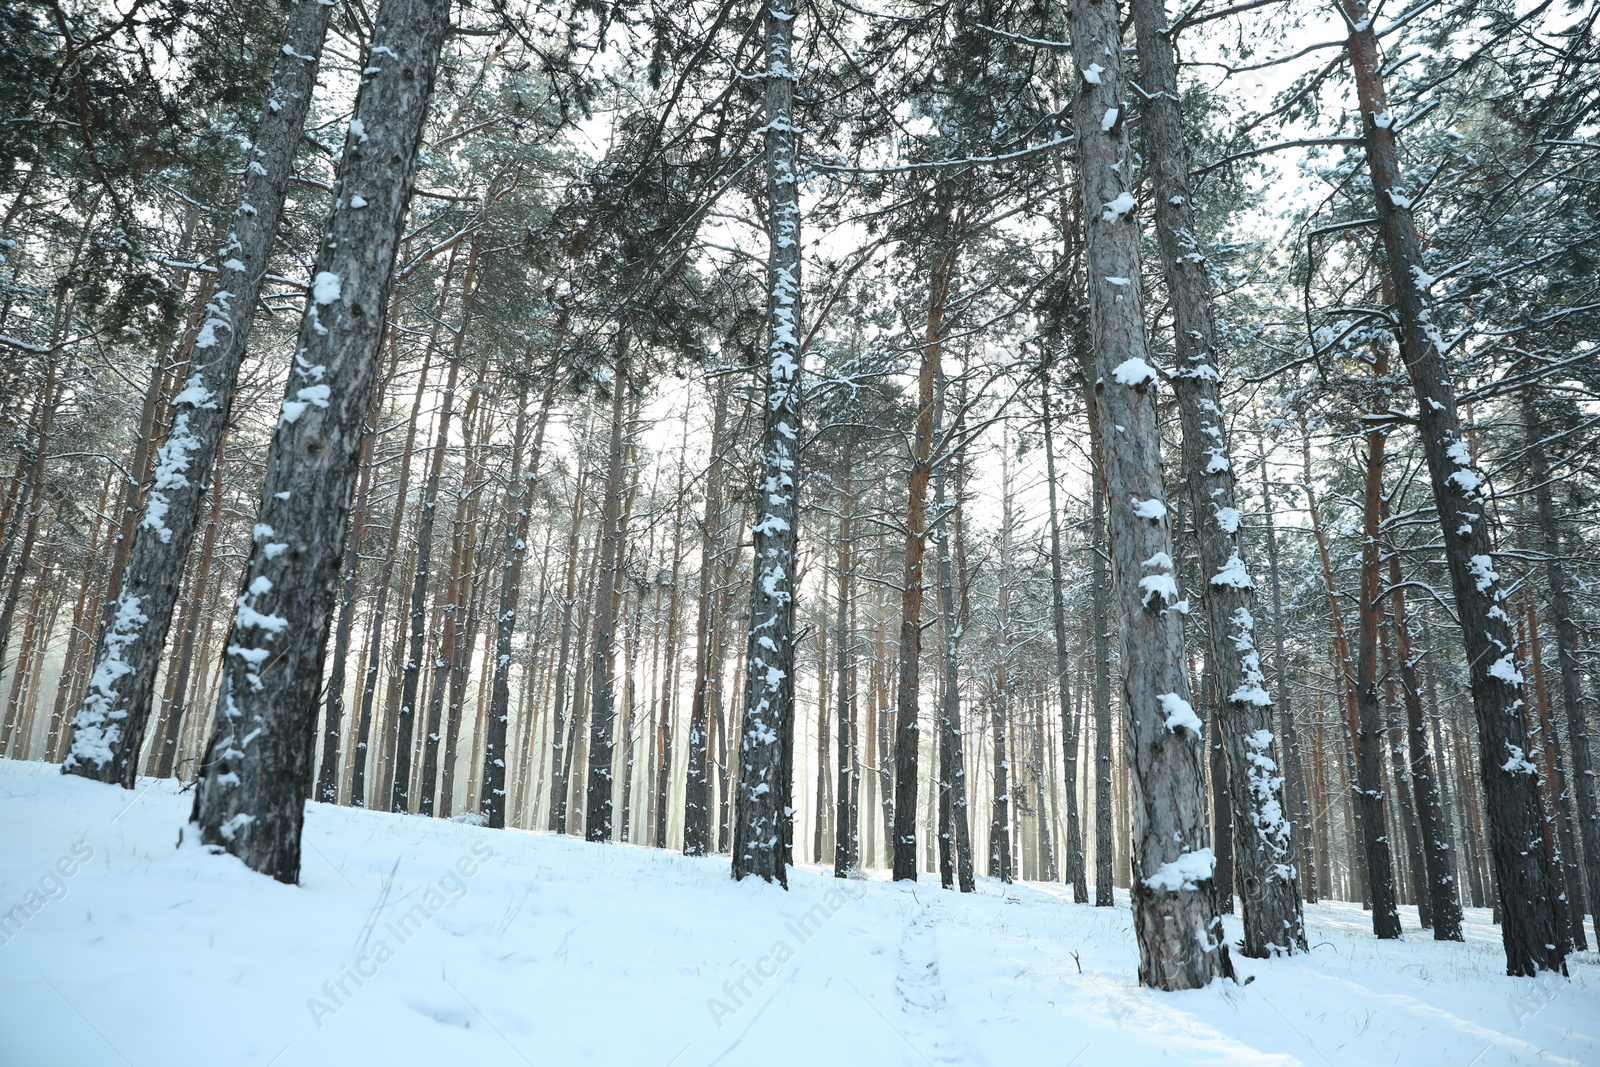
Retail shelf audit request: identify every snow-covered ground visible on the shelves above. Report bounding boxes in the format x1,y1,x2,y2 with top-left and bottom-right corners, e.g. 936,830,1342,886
1,759,1594,1066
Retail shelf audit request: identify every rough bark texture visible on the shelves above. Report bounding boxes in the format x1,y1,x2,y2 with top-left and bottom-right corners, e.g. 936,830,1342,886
189,0,451,883
1344,0,1565,975
731,0,801,886
1129,0,1304,958
64,0,333,786
1066,0,1232,987
1083,383,1115,908
1524,397,1600,947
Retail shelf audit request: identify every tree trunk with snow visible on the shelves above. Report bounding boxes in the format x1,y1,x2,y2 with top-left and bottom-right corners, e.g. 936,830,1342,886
1128,0,1304,958
1066,0,1232,986
62,0,335,787
1524,395,1600,947
732,0,802,886
189,0,452,883
1343,0,1564,975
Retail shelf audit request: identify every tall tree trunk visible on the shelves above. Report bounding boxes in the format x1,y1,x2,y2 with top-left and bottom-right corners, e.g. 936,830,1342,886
652,421,689,849
482,372,559,827
1066,0,1232,985
891,232,955,883
1523,395,1600,947
547,460,590,833
991,452,1015,885
933,382,975,893
64,0,334,785
683,384,729,855
393,243,481,813
1084,385,1115,907
585,346,631,842
731,0,802,887
1129,0,1303,957
190,0,452,883
1042,378,1088,902
834,431,860,877
1258,437,1317,903
1383,520,1463,939
1354,415,1403,938
1344,1,1564,975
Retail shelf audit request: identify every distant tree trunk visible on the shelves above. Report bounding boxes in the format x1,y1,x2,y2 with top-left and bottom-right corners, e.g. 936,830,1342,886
1083,382,1115,907
1380,623,1428,924
64,0,334,785
731,0,802,887
351,294,448,808
990,453,1016,885
1524,602,1585,950
393,243,481,813
1354,416,1403,938
585,344,630,842
933,383,975,893
834,431,860,877
683,384,729,855
1258,438,1317,903
190,0,452,883
1042,380,1087,902
891,227,955,884
1067,0,1232,985
0,361,58,740
1379,515,1463,936
1524,395,1600,947
481,372,558,827
1345,0,1564,974
652,424,688,849
547,457,590,833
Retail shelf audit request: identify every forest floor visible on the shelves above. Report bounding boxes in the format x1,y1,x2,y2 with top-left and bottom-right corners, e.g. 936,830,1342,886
1,758,1595,1066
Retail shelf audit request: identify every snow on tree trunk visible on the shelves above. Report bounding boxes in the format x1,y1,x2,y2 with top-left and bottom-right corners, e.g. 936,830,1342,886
1128,0,1305,958
188,0,452,884
1524,396,1600,948
1067,0,1232,987
1343,0,1565,976
732,0,801,886
63,0,334,787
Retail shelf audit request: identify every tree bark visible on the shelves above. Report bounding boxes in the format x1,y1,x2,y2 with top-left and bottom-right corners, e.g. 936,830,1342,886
731,0,802,887
585,344,630,842
1129,0,1303,957
190,0,452,883
1344,0,1565,974
1523,395,1599,947
683,383,729,855
933,381,975,893
1066,0,1232,985
64,0,334,785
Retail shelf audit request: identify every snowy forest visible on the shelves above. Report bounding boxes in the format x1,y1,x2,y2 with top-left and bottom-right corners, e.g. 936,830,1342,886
1,0,1598,1062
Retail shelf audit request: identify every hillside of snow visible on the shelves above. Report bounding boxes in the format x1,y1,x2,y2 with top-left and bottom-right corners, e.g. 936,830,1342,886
1,758,1595,1066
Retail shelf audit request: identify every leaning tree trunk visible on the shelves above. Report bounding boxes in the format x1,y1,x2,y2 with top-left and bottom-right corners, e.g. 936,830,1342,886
481,372,558,827
1128,0,1304,958
1524,394,1600,947
1042,378,1088,903
1344,0,1564,975
64,0,334,786
730,0,802,887
1066,0,1232,987
189,0,452,883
